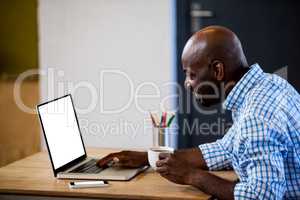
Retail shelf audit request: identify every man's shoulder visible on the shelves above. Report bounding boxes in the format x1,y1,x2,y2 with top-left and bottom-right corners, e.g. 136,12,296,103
235,73,300,134
243,74,295,119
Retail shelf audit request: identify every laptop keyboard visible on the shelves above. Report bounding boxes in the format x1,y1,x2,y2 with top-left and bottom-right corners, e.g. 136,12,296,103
69,159,103,174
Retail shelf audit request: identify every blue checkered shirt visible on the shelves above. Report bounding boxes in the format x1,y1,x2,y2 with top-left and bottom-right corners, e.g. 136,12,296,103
199,64,300,199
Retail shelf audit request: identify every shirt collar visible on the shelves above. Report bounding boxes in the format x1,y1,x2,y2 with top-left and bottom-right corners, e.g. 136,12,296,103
223,63,265,111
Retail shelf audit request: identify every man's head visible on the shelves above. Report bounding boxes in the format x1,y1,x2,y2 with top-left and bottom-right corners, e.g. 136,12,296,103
182,25,249,107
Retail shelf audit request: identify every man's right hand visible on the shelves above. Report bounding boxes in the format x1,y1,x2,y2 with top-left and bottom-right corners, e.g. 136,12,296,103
97,151,148,168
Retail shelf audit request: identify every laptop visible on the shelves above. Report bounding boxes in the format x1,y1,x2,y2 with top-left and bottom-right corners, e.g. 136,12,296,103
37,94,148,180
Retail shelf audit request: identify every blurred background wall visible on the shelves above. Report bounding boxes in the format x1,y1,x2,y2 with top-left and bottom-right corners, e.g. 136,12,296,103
0,0,38,75
38,0,175,149
0,0,40,167
0,0,176,167
175,0,300,148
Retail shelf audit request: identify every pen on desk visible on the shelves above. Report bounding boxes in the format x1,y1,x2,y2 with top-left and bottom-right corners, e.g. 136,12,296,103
69,180,109,189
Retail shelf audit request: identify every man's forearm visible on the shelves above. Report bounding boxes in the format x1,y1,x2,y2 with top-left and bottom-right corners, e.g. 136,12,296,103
188,169,236,200
175,148,208,170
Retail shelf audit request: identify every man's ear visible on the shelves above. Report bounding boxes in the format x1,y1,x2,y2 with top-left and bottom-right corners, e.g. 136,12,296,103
212,60,224,81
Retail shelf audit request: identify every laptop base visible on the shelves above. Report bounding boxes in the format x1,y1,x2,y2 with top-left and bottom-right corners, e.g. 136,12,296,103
57,166,149,181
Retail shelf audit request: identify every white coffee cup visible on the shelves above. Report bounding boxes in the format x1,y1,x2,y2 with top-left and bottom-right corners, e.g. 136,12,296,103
147,146,174,170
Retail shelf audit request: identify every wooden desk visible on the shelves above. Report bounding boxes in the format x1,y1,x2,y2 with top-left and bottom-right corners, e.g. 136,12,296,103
0,148,237,200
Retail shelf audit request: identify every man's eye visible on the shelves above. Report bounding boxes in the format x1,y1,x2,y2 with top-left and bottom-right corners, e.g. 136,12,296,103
190,73,196,79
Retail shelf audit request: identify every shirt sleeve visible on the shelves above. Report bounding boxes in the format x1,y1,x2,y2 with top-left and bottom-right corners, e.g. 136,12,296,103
233,115,287,200
198,126,235,170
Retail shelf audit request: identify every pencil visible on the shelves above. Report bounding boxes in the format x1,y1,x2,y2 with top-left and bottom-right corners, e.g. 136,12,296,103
149,111,159,127
167,114,175,127
153,113,160,127
149,111,156,126
160,114,164,127
161,112,167,127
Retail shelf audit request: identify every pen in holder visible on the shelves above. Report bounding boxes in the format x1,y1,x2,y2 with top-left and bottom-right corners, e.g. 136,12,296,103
149,111,175,147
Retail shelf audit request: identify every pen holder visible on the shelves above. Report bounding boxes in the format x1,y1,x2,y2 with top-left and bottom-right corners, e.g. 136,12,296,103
152,126,170,147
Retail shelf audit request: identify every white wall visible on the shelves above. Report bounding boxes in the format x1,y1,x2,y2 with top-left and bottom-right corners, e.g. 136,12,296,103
38,0,176,149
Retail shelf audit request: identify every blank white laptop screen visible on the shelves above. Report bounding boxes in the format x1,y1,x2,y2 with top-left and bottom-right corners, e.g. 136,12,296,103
38,95,85,170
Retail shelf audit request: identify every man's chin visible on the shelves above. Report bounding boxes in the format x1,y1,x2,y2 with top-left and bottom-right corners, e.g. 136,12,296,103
195,98,219,108
193,93,220,107
198,100,213,107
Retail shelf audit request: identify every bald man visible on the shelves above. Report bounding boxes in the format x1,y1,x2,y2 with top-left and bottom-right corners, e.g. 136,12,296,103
98,26,300,199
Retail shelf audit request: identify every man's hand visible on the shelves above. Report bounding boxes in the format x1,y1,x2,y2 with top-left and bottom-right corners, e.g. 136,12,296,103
97,151,148,168
156,151,198,185
156,150,236,200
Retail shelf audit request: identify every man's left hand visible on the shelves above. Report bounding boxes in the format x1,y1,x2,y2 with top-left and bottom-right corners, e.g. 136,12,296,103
156,151,200,185
156,150,236,200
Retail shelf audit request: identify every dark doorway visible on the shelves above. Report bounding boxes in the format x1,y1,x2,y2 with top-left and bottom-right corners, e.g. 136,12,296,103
176,0,300,148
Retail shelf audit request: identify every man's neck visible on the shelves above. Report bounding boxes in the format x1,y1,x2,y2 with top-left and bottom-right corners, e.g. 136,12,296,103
225,66,249,97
